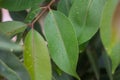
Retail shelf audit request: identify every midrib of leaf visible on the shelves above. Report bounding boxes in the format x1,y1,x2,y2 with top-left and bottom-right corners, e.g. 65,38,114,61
79,0,93,37
50,11,73,69
31,29,36,79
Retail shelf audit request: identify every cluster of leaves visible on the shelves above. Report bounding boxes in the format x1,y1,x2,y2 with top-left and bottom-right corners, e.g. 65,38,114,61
0,0,120,80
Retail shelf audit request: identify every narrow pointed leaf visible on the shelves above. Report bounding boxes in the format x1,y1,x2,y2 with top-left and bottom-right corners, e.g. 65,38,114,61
0,50,30,80
0,21,27,37
100,0,119,73
0,0,43,11
24,29,52,80
44,10,80,79
69,0,107,44
0,59,21,80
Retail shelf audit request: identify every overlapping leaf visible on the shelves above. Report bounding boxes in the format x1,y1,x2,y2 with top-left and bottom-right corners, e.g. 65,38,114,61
24,29,51,80
69,0,107,45
58,0,72,16
44,10,79,79
0,0,43,11
0,21,26,37
0,59,21,80
100,0,120,73
0,50,30,80
0,35,22,51
25,7,41,23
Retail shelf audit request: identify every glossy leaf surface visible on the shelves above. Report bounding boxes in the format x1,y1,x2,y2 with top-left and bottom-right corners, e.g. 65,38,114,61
44,10,79,79
69,0,107,44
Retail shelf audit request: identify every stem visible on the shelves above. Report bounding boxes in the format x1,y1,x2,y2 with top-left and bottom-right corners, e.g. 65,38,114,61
30,0,55,28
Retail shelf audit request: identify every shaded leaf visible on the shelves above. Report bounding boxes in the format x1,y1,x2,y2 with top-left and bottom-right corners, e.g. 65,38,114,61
0,50,30,80
24,29,51,80
25,6,41,23
0,35,22,51
44,10,80,79
0,21,27,37
58,0,72,16
0,0,43,11
0,59,21,80
100,0,119,73
69,0,107,45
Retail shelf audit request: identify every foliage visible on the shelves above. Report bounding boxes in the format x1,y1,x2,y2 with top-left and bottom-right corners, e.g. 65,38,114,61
0,0,120,80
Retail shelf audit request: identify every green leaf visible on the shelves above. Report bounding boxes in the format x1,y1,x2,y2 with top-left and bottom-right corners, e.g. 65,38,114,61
24,29,52,80
44,10,80,79
58,0,72,16
69,0,107,45
0,35,22,51
100,0,119,73
0,0,43,11
25,7,41,23
0,21,26,37
0,50,30,80
0,59,21,80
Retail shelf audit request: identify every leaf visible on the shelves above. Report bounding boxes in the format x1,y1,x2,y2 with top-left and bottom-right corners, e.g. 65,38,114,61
25,6,41,23
58,0,72,16
0,59,21,80
0,35,22,51
100,0,119,73
0,0,43,11
24,29,52,80
44,10,80,79
69,0,107,45
0,50,30,80
0,21,27,37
